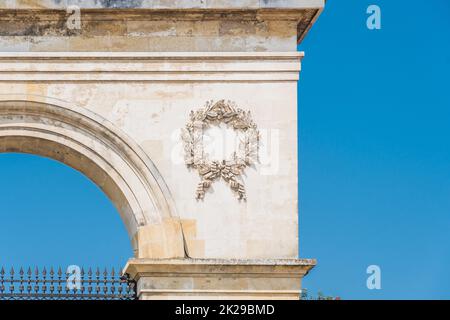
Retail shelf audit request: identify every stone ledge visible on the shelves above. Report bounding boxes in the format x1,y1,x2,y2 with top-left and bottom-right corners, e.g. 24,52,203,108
124,258,316,300
124,258,316,278
126,257,316,266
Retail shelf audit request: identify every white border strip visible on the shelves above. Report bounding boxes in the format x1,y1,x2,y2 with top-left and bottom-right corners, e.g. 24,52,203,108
0,51,304,60
0,52,303,82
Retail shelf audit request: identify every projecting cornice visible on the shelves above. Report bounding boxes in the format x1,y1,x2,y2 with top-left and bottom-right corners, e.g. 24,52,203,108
0,0,324,10
0,0,324,45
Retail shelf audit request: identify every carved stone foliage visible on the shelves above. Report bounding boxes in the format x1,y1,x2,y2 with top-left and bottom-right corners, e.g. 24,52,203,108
181,100,259,200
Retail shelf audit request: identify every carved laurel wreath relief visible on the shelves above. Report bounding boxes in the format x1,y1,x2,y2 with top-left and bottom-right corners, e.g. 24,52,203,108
181,100,259,200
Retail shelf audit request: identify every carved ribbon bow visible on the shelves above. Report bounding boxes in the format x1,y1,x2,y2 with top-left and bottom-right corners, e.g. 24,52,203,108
196,160,246,200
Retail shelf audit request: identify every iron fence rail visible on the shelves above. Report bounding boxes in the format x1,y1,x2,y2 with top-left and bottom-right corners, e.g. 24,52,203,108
0,266,137,300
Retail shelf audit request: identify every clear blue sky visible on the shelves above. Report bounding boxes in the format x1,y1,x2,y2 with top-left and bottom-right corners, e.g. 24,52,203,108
298,0,450,299
0,0,449,299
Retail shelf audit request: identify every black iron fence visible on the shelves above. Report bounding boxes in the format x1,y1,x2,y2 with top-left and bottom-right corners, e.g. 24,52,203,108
0,266,137,300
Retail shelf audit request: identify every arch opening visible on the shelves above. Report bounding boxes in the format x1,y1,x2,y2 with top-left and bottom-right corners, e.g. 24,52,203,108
0,152,133,267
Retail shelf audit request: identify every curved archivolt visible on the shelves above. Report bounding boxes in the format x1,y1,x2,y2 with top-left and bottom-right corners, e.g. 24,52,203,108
0,96,185,259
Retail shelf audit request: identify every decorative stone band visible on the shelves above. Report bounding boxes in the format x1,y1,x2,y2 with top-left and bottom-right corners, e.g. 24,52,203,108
124,258,316,300
0,52,303,82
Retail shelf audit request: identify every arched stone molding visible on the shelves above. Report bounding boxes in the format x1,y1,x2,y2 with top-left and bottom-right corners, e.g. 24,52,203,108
0,95,185,259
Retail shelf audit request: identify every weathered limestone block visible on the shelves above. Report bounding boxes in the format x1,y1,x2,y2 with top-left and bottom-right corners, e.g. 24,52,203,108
132,220,186,259
124,258,316,300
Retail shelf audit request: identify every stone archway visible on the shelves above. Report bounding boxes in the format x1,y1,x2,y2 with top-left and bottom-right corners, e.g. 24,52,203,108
0,96,185,259
0,1,325,300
